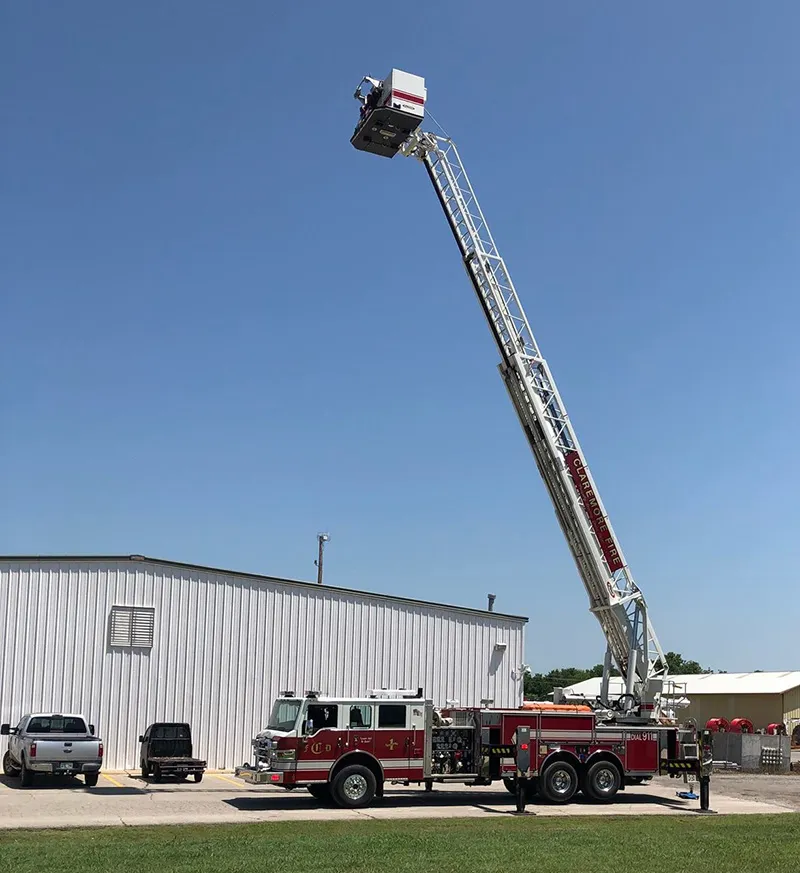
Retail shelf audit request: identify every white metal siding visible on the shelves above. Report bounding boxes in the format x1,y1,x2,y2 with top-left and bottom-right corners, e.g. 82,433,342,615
0,559,526,770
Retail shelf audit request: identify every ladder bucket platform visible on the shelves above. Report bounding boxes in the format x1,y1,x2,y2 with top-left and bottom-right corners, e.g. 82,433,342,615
351,70,426,159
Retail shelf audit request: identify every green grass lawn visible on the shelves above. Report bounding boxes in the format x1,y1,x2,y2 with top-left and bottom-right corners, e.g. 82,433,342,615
1,815,799,873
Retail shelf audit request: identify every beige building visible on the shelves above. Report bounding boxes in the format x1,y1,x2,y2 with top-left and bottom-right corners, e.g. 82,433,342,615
562,671,800,746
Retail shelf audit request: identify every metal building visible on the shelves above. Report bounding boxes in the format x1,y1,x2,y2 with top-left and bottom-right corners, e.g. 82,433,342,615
0,556,527,770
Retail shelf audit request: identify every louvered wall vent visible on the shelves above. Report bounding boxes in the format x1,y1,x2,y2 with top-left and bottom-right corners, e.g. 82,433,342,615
110,606,155,648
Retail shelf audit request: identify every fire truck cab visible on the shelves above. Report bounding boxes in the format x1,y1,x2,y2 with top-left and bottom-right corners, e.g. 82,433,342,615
236,690,700,809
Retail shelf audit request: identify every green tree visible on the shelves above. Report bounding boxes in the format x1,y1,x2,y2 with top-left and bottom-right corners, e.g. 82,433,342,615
523,664,605,701
662,652,712,675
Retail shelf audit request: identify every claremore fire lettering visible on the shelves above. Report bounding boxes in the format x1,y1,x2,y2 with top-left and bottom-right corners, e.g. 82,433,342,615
564,451,624,572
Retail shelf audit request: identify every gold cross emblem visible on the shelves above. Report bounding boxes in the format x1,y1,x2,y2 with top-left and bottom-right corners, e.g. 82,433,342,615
386,737,398,751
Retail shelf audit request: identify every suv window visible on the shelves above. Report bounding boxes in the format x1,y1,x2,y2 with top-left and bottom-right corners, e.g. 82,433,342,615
378,704,407,729
27,716,87,734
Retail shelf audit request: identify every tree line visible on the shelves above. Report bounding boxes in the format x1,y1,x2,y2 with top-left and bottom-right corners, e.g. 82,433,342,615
523,652,714,701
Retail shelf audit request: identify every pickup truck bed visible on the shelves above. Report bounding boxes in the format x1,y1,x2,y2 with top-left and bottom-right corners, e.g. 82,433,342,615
144,756,206,782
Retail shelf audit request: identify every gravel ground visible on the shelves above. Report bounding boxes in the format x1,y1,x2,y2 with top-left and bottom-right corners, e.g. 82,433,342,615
651,771,800,811
712,772,800,811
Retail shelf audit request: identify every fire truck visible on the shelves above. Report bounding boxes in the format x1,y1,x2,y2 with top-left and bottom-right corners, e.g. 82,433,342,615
350,69,669,724
236,69,714,811
235,688,705,810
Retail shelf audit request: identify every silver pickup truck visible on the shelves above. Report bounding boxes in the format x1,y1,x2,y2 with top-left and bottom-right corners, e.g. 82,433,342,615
1,713,103,787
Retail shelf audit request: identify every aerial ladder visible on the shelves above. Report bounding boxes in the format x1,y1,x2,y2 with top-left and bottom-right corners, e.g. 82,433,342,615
351,71,668,724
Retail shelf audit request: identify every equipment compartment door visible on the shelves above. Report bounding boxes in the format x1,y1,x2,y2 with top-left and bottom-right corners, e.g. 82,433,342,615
625,732,659,772
408,702,426,777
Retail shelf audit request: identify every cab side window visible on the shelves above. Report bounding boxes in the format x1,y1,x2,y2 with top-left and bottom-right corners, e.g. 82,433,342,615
348,705,372,728
378,704,407,729
307,704,338,731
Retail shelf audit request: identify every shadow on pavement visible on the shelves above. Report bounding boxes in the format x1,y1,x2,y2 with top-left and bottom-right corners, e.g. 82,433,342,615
0,775,91,791
223,787,694,813
123,773,238,793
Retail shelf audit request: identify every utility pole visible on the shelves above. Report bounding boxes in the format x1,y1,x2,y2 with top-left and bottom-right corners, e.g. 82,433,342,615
314,532,330,585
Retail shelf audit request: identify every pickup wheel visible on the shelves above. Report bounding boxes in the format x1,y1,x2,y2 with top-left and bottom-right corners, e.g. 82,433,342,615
193,772,203,783
19,757,33,787
152,764,162,783
2,751,20,777
331,764,376,809
141,763,151,779
84,772,99,788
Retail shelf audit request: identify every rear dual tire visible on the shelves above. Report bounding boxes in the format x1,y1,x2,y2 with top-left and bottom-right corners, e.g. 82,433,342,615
583,760,621,802
540,760,578,803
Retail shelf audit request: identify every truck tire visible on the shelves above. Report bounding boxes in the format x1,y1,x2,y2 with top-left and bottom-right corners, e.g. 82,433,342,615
152,763,162,783
19,758,33,787
141,763,151,779
584,760,621,802
193,772,203,783
331,764,376,809
540,760,578,804
84,772,99,788
307,783,332,803
2,751,20,777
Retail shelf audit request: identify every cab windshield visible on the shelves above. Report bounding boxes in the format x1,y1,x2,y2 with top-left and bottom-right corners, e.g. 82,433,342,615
267,700,301,732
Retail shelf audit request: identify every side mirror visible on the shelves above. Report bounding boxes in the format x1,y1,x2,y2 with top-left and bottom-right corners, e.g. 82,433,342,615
139,735,144,743
88,725,95,735
0,724,10,736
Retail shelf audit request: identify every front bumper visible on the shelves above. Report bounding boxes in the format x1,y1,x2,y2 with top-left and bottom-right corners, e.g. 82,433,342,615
235,765,286,785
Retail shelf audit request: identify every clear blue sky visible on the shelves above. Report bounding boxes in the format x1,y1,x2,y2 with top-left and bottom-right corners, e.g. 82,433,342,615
2,2,798,673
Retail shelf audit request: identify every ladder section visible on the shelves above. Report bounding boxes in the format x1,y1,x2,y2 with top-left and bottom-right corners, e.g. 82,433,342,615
403,132,666,716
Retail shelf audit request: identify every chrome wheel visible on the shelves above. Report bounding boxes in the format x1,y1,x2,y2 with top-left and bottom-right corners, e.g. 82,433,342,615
586,760,621,802
542,760,578,803
595,767,616,793
342,773,368,801
551,768,574,796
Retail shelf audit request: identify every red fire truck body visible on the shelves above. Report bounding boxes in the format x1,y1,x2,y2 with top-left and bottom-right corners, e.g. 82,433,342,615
236,692,689,808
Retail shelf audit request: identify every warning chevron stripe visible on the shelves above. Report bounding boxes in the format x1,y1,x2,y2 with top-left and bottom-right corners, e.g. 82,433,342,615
482,745,515,756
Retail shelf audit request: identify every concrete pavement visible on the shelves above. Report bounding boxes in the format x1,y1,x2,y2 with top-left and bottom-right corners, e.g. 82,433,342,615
0,771,794,829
